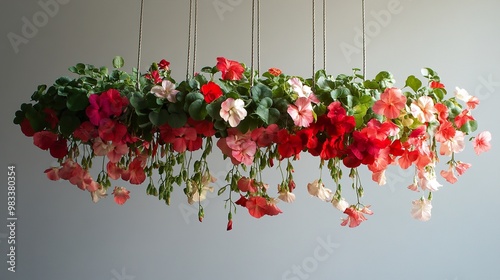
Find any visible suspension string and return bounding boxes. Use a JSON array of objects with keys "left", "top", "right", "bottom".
[
  {"left": 312, "top": 0, "right": 316, "bottom": 84},
  {"left": 362, "top": 0, "right": 367, "bottom": 79},
  {"left": 257, "top": 0, "right": 261, "bottom": 75},
  {"left": 251, "top": 0, "right": 256, "bottom": 86},
  {"left": 192, "top": 0, "right": 199, "bottom": 76},
  {"left": 322, "top": 0, "right": 326, "bottom": 70},
  {"left": 136, "top": 0, "right": 145, "bottom": 90},
  {"left": 186, "top": 0, "right": 193, "bottom": 80}
]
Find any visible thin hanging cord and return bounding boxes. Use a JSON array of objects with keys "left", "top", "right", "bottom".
[
  {"left": 312, "top": 0, "right": 316, "bottom": 83},
  {"left": 362, "top": 0, "right": 367, "bottom": 79},
  {"left": 136, "top": 0, "right": 145, "bottom": 90},
  {"left": 322, "top": 0, "right": 326, "bottom": 70},
  {"left": 186, "top": 0, "right": 193, "bottom": 79},
  {"left": 192, "top": 0, "right": 199, "bottom": 76},
  {"left": 257, "top": 0, "right": 261, "bottom": 75},
  {"left": 251, "top": 0, "right": 256, "bottom": 86}
]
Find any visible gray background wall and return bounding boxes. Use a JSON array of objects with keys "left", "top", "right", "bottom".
[{"left": 1, "top": 1, "right": 499, "bottom": 279}]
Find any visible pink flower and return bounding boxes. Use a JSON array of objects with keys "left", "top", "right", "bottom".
[
  {"left": 307, "top": 180, "right": 333, "bottom": 202},
  {"left": 151, "top": 80, "right": 179, "bottom": 102},
  {"left": 440, "top": 167, "right": 458, "bottom": 184},
  {"left": 372, "top": 87, "right": 407, "bottom": 119},
  {"left": 439, "top": 131, "right": 465, "bottom": 156},
  {"left": 251, "top": 124, "right": 278, "bottom": 147},
  {"left": 467, "top": 96, "right": 480, "bottom": 109},
  {"left": 473, "top": 131, "right": 492, "bottom": 155},
  {"left": 288, "top": 77, "right": 319, "bottom": 103},
  {"left": 220, "top": 98, "right": 247, "bottom": 127},
  {"left": 106, "top": 161, "right": 122, "bottom": 180},
  {"left": 44, "top": 167, "right": 60, "bottom": 181},
  {"left": 410, "top": 96, "right": 437, "bottom": 123},
  {"left": 92, "top": 138, "right": 113, "bottom": 156},
  {"left": 107, "top": 142, "right": 129, "bottom": 163},
  {"left": 237, "top": 177, "right": 257, "bottom": 193},
  {"left": 411, "top": 198, "right": 432, "bottom": 221},
  {"left": 287, "top": 97, "right": 314, "bottom": 127},
  {"left": 341, "top": 205, "right": 373, "bottom": 228},
  {"left": 216, "top": 57, "right": 245, "bottom": 81},
  {"left": 455, "top": 161, "right": 472, "bottom": 176},
  {"left": 112, "top": 186, "right": 130, "bottom": 205}
]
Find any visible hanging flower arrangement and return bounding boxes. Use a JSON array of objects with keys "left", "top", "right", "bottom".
[{"left": 13, "top": 56, "right": 491, "bottom": 229}]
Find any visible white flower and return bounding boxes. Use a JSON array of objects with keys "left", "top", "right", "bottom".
[
  {"left": 220, "top": 98, "right": 247, "bottom": 127},
  {"left": 278, "top": 191, "right": 296, "bottom": 203},
  {"left": 454, "top": 87, "right": 472, "bottom": 102},
  {"left": 419, "top": 169, "right": 442, "bottom": 192},
  {"left": 411, "top": 197, "right": 432, "bottom": 221},
  {"left": 151, "top": 80, "right": 179, "bottom": 102},
  {"left": 332, "top": 197, "right": 349, "bottom": 212},
  {"left": 187, "top": 172, "right": 216, "bottom": 204},
  {"left": 288, "top": 77, "right": 319, "bottom": 103},
  {"left": 91, "top": 186, "right": 107, "bottom": 203},
  {"left": 307, "top": 180, "right": 333, "bottom": 202}
]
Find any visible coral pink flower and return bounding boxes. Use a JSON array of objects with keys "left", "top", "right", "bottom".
[
  {"left": 107, "top": 142, "right": 129, "bottom": 163},
  {"left": 435, "top": 121, "right": 456, "bottom": 143},
  {"left": 411, "top": 198, "right": 432, "bottom": 221},
  {"left": 265, "top": 199, "right": 282, "bottom": 216},
  {"left": 455, "top": 161, "right": 472, "bottom": 176},
  {"left": 106, "top": 161, "right": 122, "bottom": 180},
  {"left": 44, "top": 167, "right": 60, "bottom": 181},
  {"left": 467, "top": 96, "right": 480, "bottom": 109},
  {"left": 151, "top": 80, "right": 179, "bottom": 102},
  {"left": 92, "top": 138, "right": 113, "bottom": 156},
  {"left": 251, "top": 124, "right": 278, "bottom": 147},
  {"left": 372, "top": 87, "right": 407, "bottom": 119},
  {"left": 430, "top": 81, "right": 445, "bottom": 89},
  {"left": 473, "top": 131, "right": 492, "bottom": 155},
  {"left": 439, "top": 131, "right": 465, "bottom": 156},
  {"left": 216, "top": 57, "right": 245, "bottom": 81},
  {"left": 245, "top": 196, "right": 268, "bottom": 218},
  {"left": 440, "top": 167, "right": 458, "bottom": 184},
  {"left": 268, "top": 68, "right": 282, "bottom": 76},
  {"left": 454, "top": 109, "right": 474, "bottom": 128},
  {"left": 287, "top": 97, "right": 314, "bottom": 127},
  {"left": 341, "top": 205, "right": 373, "bottom": 228},
  {"left": 127, "top": 157, "right": 146, "bottom": 185},
  {"left": 237, "top": 177, "right": 258, "bottom": 193},
  {"left": 112, "top": 186, "right": 130, "bottom": 205},
  {"left": 410, "top": 96, "right": 437, "bottom": 123},
  {"left": 220, "top": 98, "right": 247, "bottom": 127}
]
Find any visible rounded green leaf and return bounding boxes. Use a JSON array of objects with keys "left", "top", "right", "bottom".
[{"left": 113, "top": 56, "right": 125, "bottom": 69}]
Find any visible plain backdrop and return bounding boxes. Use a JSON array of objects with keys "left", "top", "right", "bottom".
[{"left": 1, "top": 1, "right": 499, "bottom": 279}]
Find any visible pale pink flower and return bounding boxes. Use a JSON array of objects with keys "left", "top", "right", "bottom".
[
  {"left": 187, "top": 172, "right": 216, "bottom": 205},
  {"left": 92, "top": 138, "right": 113, "bottom": 156},
  {"left": 466, "top": 96, "right": 480, "bottom": 109},
  {"left": 288, "top": 77, "right": 319, "bottom": 103},
  {"left": 410, "top": 96, "right": 437, "bottom": 123},
  {"left": 411, "top": 197, "right": 432, "bottom": 221},
  {"left": 473, "top": 131, "right": 492, "bottom": 155},
  {"left": 287, "top": 97, "right": 314, "bottom": 127},
  {"left": 419, "top": 169, "right": 442, "bottom": 192},
  {"left": 220, "top": 98, "right": 247, "bottom": 127},
  {"left": 278, "top": 191, "right": 296, "bottom": 203},
  {"left": 439, "top": 131, "right": 465, "bottom": 156},
  {"left": 332, "top": 197, "right": 349, "bottom": 212},
  {"left": 372, "top": 170, "right": 387, "bottom": 186},
  {"left": 112, "top": 186, "right": 130, "bottom": 205},
  {"left": 307, "top": 180, "right": 333, "bottom": 202},
  {"left": 151, "top": 80, "right": 179, "bottom": 102},
  {"left": 440, "top": 166, "right": 458, "bottom": 184},
  {"left": 107, "top": 142, "right": 129, "bottom": 163},
  {"left": 455, "top": 161, "right": 472, "bottom": 176},
  {"left": 372, "top": 87, "right": 407, "bottom": 119}
]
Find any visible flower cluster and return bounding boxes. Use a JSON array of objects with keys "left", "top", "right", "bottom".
[{"left": 14, "top": 56, "right": 491, "bottom": 229}]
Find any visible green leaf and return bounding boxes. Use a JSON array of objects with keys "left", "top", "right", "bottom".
[
  {"left": 55, "top": 77, "right": 71, "bottom": 86},
  {"left": 149, "top": 109, "right": 169, "bottom": 126},
  {"left": 251, "top": 83, "right": 272, "bottom": 103},
  {"left": 255, "top": 105, "right": 270, "bottom": 124},
  {"left": 459, "top": 120, "right": 478, "bottom": 134},
  {"left": 259, "top": 97, "right": 273, "bottom": 108},
  {"left": 66, "top": 92, "right": 89, "bottom": 111},
  {"left": 130, "top": 92, "right": 147, "bottom": 110},
  {"left": 188, "top": 100, "right": 207, "bottom": 120},
  {"left": 405, "top": 75, "right": 422, "bottom": 92},
  {"left": 206, "top": 100, "right": 223, "bottom": 120},
  {"left": 432, "top": 88, "right": 446, "bottom": 101},
  {"left": 59, "top": 114, "right": 81, "bottom": 136},
  {"left": 113, "top": 56, "right": 125, "bottom": 69},
  {"left": 268, "top": 108, "right": 280, "bottom": 124}
]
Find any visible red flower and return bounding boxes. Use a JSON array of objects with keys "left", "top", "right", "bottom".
[
  {"left": 98, "top": 119, "right": 128, "bottom": 144},
  {"left": 43, "top": 108, "right": 59, "bottom": 130},
  {"left": 226, "top": 219, "right": 233, "bottom": 231},
  {"left": 73, "top": 121, "right": 98, "bottom": 142},
  {"left": 245, "top": 196, "right": 268, "bottom": 218},
  {"left": 454, "top": 109, "right": 474, "bottom": 128},
  {"left": 126, "top": 157, "right": 146, "bottom": 185},
  {"left": 151, "top": 70, "right": 162, "bottom": 84},
  {"left": 100, "top": 89, "right": 129, "bottom": 117},
  {"left": 188, "top": 119, "right": 216, "bottom": 137},
  {"left": 216, "top": 57, "right": 245, "bottom": 81},
  {"left": 430, "top": 81, "right": 445, "bottom": 89},
  {"left": 251, "top": 124, "right": 279, "bottom": 147},
  {"left": 237, "top": 177, "right": 257, "bottom": 193},
  {"left": 276, "top": 129, "right": 303, "bottom": 159},
  {"left": 49, "top": 138, "right": 68, "bottom": 159},
  {"left": 158, "top": 59, "right": 170, "bottom": 70},
  {"left": 268, "top": 68, "right": 282, "bottom": 76},
  {"left": 33, "top": 131, "right": 58, "bottom": 150},
  {"left": 200, "top": 81, "right": 223, "bottom": 103},
  {"left": 20, "top": 118, "right": 35, "bottom": 137}
]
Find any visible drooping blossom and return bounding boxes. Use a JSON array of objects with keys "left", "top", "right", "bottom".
[
  {"left": 200, "top": 81, "right": 223, "bottom": 103},
  {"left": 225, "top": 131, "right": 257, "bottom": 166},
  {"left": 332, "top": 197, "right": 349, "bottom": 212},
  {"left": 237, "top": 177, "right": 258, "bottom": 193},
  {"left": 151, "top": 80, "right": 179, "bottom": 102},
  {"left": 418, "top": 168, "right": 442, "bottom": 192},
  {"left": 411, "top": 197, "right": 432, "bottom": 221},
  {"left": 440, "top": 166, "right": 458, "bottom": 184},
  {"left": 455, "top": 161, "right": 472, "bottom": 176},
  {"left": 410, "top": 96, "right": 437, "bottom": 123},
  {"left": 278, "top": 191, "right": 296, "bottom": 203},
  {"left": 372, "top": 87, "right": 407, "bottom": 119},
  {"left": 91, "top": 186, "right": 108, "bottom": 203},
  {"left": 307, "top": 180, "right": 333, "bottom": 202},
  {"left": 216, "top": 57, "right": 245, "bottom": 80},
  {"left": 187, "top": 172, "right": 216, "bottom": 204},
  {"left": 287, "top": 97, "right": 314, "bottom": 127},
  {"left": 341, "top": 205, "right": 373, "bottom": 228},
  {"left": 245, "top": 196, "right": 269, "bottom": 218},
  {"left": 44, "top": 167, "right": 60, "bottom": 181},
  {"left": 473, "top": 131, "right": 492, "bottom": 155},
  {"left": 107, "top": 142, "right": 129, "bottom": 163},
  {"left": 220, "top": 98, "right": 247, "bottom": 127},
  {"left": 112, "top": 186, "right": 130, "bottom": 205}
]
